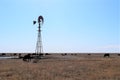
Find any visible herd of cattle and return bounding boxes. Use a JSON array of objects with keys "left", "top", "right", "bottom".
[
  {"left": 0, "top": 53, "right": 120, "bottom": 62},
  {"left": 22, "top": 53, "right": 44, "bottom": 62}
]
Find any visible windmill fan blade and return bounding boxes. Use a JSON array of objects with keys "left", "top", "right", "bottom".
[
  {"left": 38, "top": 16, "right": 44, "bottom": 24},
  {"left": 33, "top": 21, "right": 36, "bottom": 25}
]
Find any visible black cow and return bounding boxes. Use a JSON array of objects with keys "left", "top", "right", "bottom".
[
  {"left": 1, "top": 53, "right": 6, "bottom": 56},
  {"left": 88, "top": 54, "right": 91, "bottom": 56},
  {"left": 23, "top": 54, "right": 31, "bottom": 62},
  {"left": 104, "top": 53, "right": 110, "bottom": 57}
]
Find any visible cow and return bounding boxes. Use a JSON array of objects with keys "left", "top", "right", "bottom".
[
  {"left": 1, "top": 53, "right": 6, "bottom": 56},
  {"left": 88, "top": 54, "right": 91, "bottom": 56},
  {"left": 23, "top": 54, "right": 31, "bottom": 62},
  {"left": 104, "top": 53, "right": 110, "bottom": 57},
  {"left": 45, "top": 53, "right": 50, "bottom": 55},
  {"left": 18, "top": 53, "right": 23, "bottom": 59},
  {"left": 61, "top": 53, "right": 67, "bottom": 56}
]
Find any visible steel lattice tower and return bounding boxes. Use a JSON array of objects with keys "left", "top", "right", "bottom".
[{"left": 33, "top": 16, "right": 44, "bottom": 56}]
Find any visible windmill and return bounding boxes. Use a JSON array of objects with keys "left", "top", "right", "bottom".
[{"left": 33, "top": 16, "right": 44, "bottom": 58}]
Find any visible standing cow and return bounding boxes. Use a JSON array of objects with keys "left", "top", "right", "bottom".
[
  {"left": 104, "top": 53, "right": 110, "bottom": 57},
  {"left": 23, "top": 54, "right": 31, "bottom": 62}
]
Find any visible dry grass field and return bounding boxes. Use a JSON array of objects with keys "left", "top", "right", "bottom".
[{"left": 0, "top": 53, "right": 120, "bottom": 80}]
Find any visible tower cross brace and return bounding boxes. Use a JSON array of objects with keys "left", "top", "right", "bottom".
[{"left": 35, "top": 23, "right": 43, "bottom": 55}]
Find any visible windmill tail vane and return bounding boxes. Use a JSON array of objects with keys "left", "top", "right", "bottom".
[{"left": 33, "top": 21, "right": 36, "bottom": 25}]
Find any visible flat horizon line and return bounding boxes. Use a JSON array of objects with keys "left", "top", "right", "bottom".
[{"left": 0, "top": 52, "right": 120, "bottom": 54}]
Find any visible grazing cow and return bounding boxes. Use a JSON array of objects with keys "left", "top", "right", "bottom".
[
  {"left": 88, "top": 54, "right": 91, "bottom": 55},
  {"left": 45, "top": 53, "right": 50, "bottom": 55},
  {"left": 39, "top": 53, "right": 44, "bottom": 56},
  {"left": 13, "top": 53, "right": 17, "bottom": 56},
  {"left": 74, "top": 54, "right": 77, "bottom": 55},
  {"left": 18, "top": 54, "right": 23, "bottom": 59},
  {"left": 1, "top": 53, "right": 6, "bottom": 56},
  {"left": 23, "top": 54, "right": 31, "bottom": 62},
  {"left": 104, "top": 53, "right": 110, "bottom": 57},
  {"left": 61, "top": 53, "right": 67, "bottom": 56},
  {"left": 32, "top": 53, "right": 37, "bottom": 56},
  {"left": 118, "top": 54, "right": 120, "bottom": 56}
]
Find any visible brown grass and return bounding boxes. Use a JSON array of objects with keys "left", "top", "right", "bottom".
[{"left": 0, "top": 54, "right": 120, "bottom": 80}]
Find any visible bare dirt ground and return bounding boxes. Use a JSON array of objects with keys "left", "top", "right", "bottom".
[{"left": 0, "top": 54, "right": 120, "bottom": 80}]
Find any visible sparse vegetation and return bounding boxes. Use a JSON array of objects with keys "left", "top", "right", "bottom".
[{"left": 0, "top": 53, "right": 120, "bottom": 80}]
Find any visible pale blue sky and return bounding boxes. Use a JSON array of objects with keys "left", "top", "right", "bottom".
[{"left": 0, "top": 0, "right": 119, "bottom": 53}]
